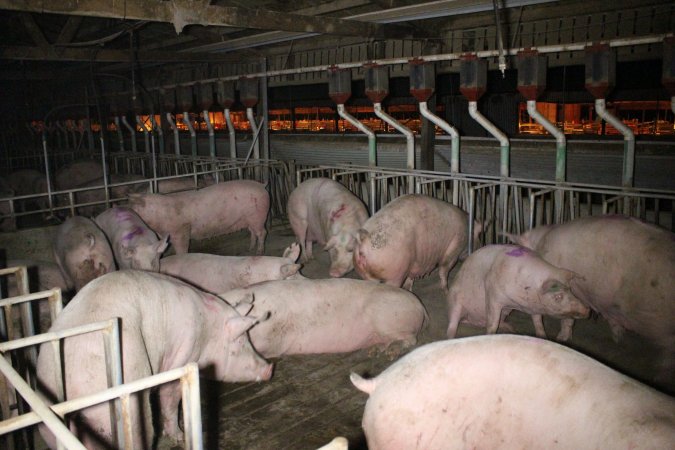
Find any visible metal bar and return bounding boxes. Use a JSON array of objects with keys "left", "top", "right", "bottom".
[
  {"left": 203, "top": 110, "right": 216, "bottom": 158},
  {"left": 135, "top": 115, "right": 150, "bottom": 153},
  {"left": 183, "top": 111, "right": 197, "bottom": 157},
  {"left": 120, "top": 116, "right": 137, "bottom": 152},
  {"left": 0, "top": 356, "right": 86, "bottom": 450},
  {"left": 165, "top": 113, "right": 180, "bottom": 155}
]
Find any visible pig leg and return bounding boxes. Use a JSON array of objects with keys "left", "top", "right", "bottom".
[
  {"left": 172, "top": 224, "right": 191, "bottom": 254},
  {"left": 438, "top": 252, "right": 461, "bottom": 290},
  {"left": 485, "top": 288, "right": 507, "bottom": 334},
  {"left": 402, "top": 277, "right": 414, "bottom": 291},
  {"left": 249, "top": 226, "right": 267, "bottom": 255},
  {"left": 556, "top": 318, "right": 575, "bottom": 342},
  {"left": 446, "top": 297, "right": 464, "bottom": 339},
  {"left": 159, "top": 382, "right": 183, "bottom": 443},
  {"left": 531, "top": 314, "right": 547, "bottom": 338}
]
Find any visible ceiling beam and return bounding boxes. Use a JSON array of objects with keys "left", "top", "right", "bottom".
[
  {"left": 0, "top": 0, "right": 419, "bottom": 39},
  {"left": 20, "top": 13, "right": 51, "bottom": 50},
  {"left": 55, "top": 16, "right": 84, "bottom": 44},
  {"left": 0, "top": 45, "right": 240, "bottom": 63}
]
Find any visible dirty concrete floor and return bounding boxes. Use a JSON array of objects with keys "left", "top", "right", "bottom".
[{"left": 185, "top": 223, "right": 669, "bottom": 450}]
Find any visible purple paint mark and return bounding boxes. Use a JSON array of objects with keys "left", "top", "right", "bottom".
[
  {"left": 115, "top": 208, "right": 135, "bottom": 223},
  {"left": 505, "top": 247, "right": 530, "bottom": 257},
  {"left": 330, "top": 204, "right": 347, "bottom": 222},
  {"left": 122, "top": 226, "right": 145, "bottom": 241}
]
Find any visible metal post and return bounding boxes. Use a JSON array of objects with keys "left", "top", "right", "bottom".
[
  {"left": 224, "top": 108, "right": 237, "bottom": 160},
  {"left": 203, "top": 110, "right": 216, "bottom": 157},
  {"left": 373, "top": 102, "right": 414, "bottom": 193},
  {"left": 166, "top": 112, "right": 180, "bottom": 155},
  {"left": 136, "top": 115, "right": 150, "bottom": 153},
  {"left": 113, "top": 116, "right": 125, "bottom": 152},
  {"left": 120, "top": 116, "right": 137, "bottom": 152},
  {"left": 183, "top": 111, "right": 197, "bottom": 156}
]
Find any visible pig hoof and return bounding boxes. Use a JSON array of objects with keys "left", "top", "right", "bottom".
[{"left": 555, "top": 330, "right": 571, "bottom": 342}]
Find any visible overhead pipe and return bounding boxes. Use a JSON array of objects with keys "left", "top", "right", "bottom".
[
  {"left": 182, "top": 112, "right": 197, "bottom": 157},
  {"left": 526, "top": 100, "right": 566, "bottom": 183},
  {"left": 240, "top": 77, "right": 261, "bottom": 180},
  {"left": 113, "top": 117, "right": 125, "bottom": 151},
  {"left": 338, "top": 104, "right": 377, "bottom": 215},
  {"left": 215, "top": 81, "right": 238, "bottom": 161},
  {"left": 150, "top": 114, "right": 165, "bottom": 154},
  {"left": 177, "top": 85, "right": 197, "bottom": 156},
  {"left": 147, "top": 34, "right": 669, "bottom": 90},
  {"left": 365, "top": 63, "right": 414, "bottom": 193},
  {"left": 120, "top": 116, "right": 138, "bottom": 152},
  {"left": 166, "top": 113, "right": 180, "bottom": 155},
  {"left": 468, "top": 102, "right": 510, "bottom": 177},
  {"left": 199, "top": 82, "right": 216, "bottom": 157},
  {"left": 594, "top": 99, "right": 634, "bottom": 189},
  {"left": 135, "top": 115, "right": 150, "bottom": 153},
  {"left": 410, "top": 59, "right": 460, "bottom": 203}
]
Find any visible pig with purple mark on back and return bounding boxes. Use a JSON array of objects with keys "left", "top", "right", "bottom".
[
  {"left": 95, "top": 207, "right": 169, "bottom": 271},
  {"left": 159, "top": 243, "right": 304, "bottom": 293},
  {"left": 36, "top": 270, "right": 273, "bottom": 449},
  {"left": 350, "top": 335, "right": 675, "bottom": 450},
  {"left": 52, "top": 216, "right": 115, "bottom": 291},
  {"left": 128, "top": 180, "right": 269, "bottom": 255},
  {"left": 353, "top": 194, "right": 476, "bottom": 290},
  {"left": 446, "top": 244, "right": 589, "bottom": 339},
  {"left": 504, "top": 214, "right": 675, "bottom": 384},
  {"left": 288, "top": 178, "right": 368, "bottom": 277}
]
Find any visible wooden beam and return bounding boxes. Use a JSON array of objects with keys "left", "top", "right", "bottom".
[
  {"left": 55, "top": 16, "right": 84, "bottom": 44},
  {"left": 0, "top": 45, "right": 240, "bottom": 62},
  {"left": 0, "top": 0, "right": 419, "bottom": 39}
]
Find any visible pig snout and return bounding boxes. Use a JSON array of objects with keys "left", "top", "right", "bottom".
[{"left": 328, "top": 255, "right": 353, "bottom": 278}]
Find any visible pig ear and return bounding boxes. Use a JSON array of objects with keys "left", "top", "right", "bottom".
[
  {"left": 127, "top": 193, "right": 145, "bottom": 207},
  {"left": 541, "top": 278, "right": 568, "bottom": 295},
  {"left": 155, "top": 235, "right": 170, "bottom": 254},
  {"left": 283, "top": 243, "right": 300, "bottom": 261},
  {"left": 230, "top": 293, "right": 255, "bottom": 316},
  {"left": 356, "top": 229, "right": 369, "bottom": 244},
  {"left": 86, "top": 233, "right": 96, "bottom": 249},
  {"left": 323, "top": 236, "right": 338, "bottom": 251},
  {"left": 224, "top": 316, "right": 259, "bottom": 339},
  {"left": 280, "top": 263, "right": 301, "bottom": 278},
  {"left": 561, "top": 269, "right": 585, "bottom": 283}
]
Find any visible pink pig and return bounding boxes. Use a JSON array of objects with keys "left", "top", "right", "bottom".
[
  {"left": 219, "top": 278, "right": 427, "bottom": 358},
  {"left": 287, "top": 178, "right": 368, "bottom": 277},
  {"left": 351, "top": 335, "right": 675, "bottom": 450},
  {"left": 128, "top": 180, "right": 269, "bottom": 255},
  {"left": 159, "top": 243, "right": 303, "bottom": 293},
  {"left": 52, "top": 216, "right": 115, "bottom": 291},
  {"left": 36, "top": 270, "right": 272, "bottom": 449},
  {"left": 446, "top": 244, "right": 589, "bottom": 339},
  {"left": 353, "top": 194, "right": 471, "bottom": 290},
  {"left": 505, "top": 214, "right": 675, "bottom": 382},
  {"left": 95, "top": 207, "right": 169, "bottom": 271}
]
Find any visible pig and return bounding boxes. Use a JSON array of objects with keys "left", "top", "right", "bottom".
[
  {"left": 95, "top": 207, "right": 169, "bottom": 271},
  {"left": 353, "top": 194, "right": 470, "bottom": 290},
  {"left": 7, "top": 168, "right": 48, "bottom": 211},
  {"left": 36, "top": 270, "right": 273, "bottom": 449},
  {"left": 446, "top": 244, "right": 590, "bottom": 340},
  {"left": 287, "top": 178, "right": 368, "bottom": 277},
  {"left": 54, "top": 159, "right": 104, "bottom": 190},
  {"left": 72, "top": 173, "right": 146, "bottom": 217},
  {"left": 351, "top": 334, "right": 675, "bottom": 450},
  {"left": 52, "top": 216, "right": 115, "bottom": 291},
  {"left": 6, "top": 259, "right": 69, "bottom": 295},
  {"left": 505, "top": 215, "right": 675, "bottom": 380},
  {"left": 219, "top": 278, "right": 427, "bottom": 358},
  {"left": 128, "top": 180, "right": 269, "bottom": 255},
  {"left": 159, "top": 243, "right": 303, "bottom": 293}
]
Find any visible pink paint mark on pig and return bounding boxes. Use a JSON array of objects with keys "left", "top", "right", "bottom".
[
  {"left": 505, "top": 247, "right": 530, "bottom": 257},
  {"left": 330, "top": 204, "right": 347, "bottom": 222},
  {"left": 122, "top": 226, "right": 145, "bottom": 241}
]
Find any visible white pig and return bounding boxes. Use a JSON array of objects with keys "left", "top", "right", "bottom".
[
  {"left": 446, "top": 244, "right": 590, "bottom": 339},
  {"left": 351, "top": 335, "right": 675, "bottom": 450},
  {"left": 353, "top": 194, "right": 472, "bottom": 290},
  {"left": 219, "top": 278, "right": 427, "bottom": 358},
  {"left": 159, "top": 243, "right": 303, "bottom": 293},
  {"left": 36, "top": 270, "right": 273, "bottom": 450},
  {"left": 128, "top": 180, "right": 269, "bottom": 255},
  {"left": 288, "top": 178, "right": 368, "bottom": 277},
  {"left": 95, "top": 207, "right": 169, "bottom": 271},
  {"left": 52, "top": 216, "right": 115, "bottom": 291}
]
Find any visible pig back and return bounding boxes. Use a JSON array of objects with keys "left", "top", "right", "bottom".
[
  {"left": 535, "top": 215, "right": 675, "bottom": 338},
  {"left": 355, "top": 335, "right": 675, "bottom": 450}
]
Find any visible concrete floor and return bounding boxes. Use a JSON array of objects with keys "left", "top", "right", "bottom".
[{"left": 1, "top": 221, "right": 669, "bottom": 450}]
